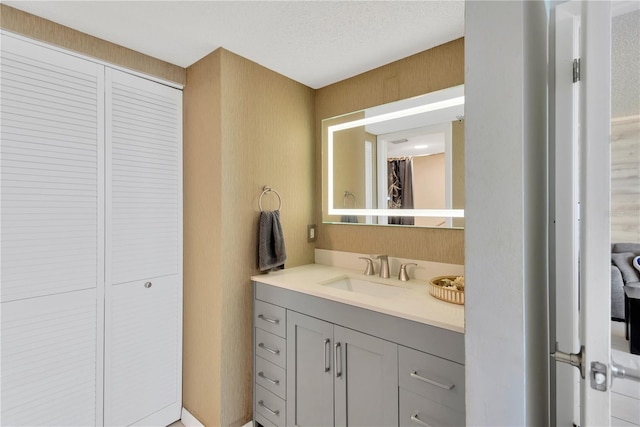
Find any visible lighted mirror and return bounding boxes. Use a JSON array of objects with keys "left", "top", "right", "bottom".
[{"left": 322, "top": 85, "right": 465, "bottom": 228}]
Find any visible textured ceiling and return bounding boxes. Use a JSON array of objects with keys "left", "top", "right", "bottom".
[{"left": 3, "top": 0, "right": 465, "bottom": 89}]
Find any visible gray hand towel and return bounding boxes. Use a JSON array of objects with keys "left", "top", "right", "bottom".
[
  {"left": 258, "top": 210, "right": 287, "bottom": 271},
  {"left": 341, "top": 215, "right": 358, "bottom": 223}
]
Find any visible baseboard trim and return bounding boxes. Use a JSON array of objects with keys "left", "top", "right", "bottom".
[{"left": 181, "top": 407, "right": 205, "bottom": 427}]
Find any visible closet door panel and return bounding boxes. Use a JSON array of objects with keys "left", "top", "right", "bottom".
[
  {"left": 106, "top": 69, "right": 181, "bottom": 286},
  {"left": 1, "top": 34, "right": 104, "bottom": 303},
  {"left": 105, "top": 275, "right": 180, "bottom": 426},
  {"left": 0, "top": 34, "right": 104, "bottom": 426},
  {"left": 0, "top": 289, "right": 99, "bottom": 426},
  {"left": 105, "top": 68, "right": 182, "bottom": 426}
]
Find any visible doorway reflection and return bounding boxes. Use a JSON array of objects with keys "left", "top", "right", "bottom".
[{"left": 610, "top": 4, "right": 640, "bottom": 426}]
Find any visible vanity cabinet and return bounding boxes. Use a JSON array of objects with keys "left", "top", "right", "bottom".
[
  {"left": 285, "top": 311, "right": 333, "bottom": 426},
  {"left": 398, "top": 346, "right": 465, "bottom": 426},
  {"left": 286, "top": 312, "right": 398, "bottom": 426},
  {"left": 253, "top": 280, "right": 465, "bottom": 427},
  {"left": 333, "top": 324, "right": 398, "bottom": 426},
  {"left": 254, "top": 300, "right": 287, "bottom": 427}
]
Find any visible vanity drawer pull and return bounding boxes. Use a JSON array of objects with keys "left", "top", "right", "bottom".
[
  {"left": 258, "top": 400, "right": 280, "bottom": 417},
  {"left": 410, "top": 413, "right": 434, "bottom": 427},
  {"left": 258, "top": 314, "right": 280, "bottom": 324},
  {"left": 335, "top": 342, "right": 342, "bottom": 378},
  {"left": 259, "top": 342, "right": 280, "bottom": 355},
  {"left": 324, "top": 338, "right": 331, "bottom": 372},
  {"left": 254, "top": 300, "right": 286, "bottom": 338},
  {"left": 258, "top": 371, "right": 280, "bottom": 385},
  {"left": 410, "top": 371, "right": 455, "bottom": 390}
]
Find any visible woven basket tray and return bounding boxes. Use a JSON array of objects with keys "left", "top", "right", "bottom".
[{"left": 428, "top": 276, "right": 465, "bottom": 305}]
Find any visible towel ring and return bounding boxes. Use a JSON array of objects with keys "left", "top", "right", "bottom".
[
  {"left": 343, "top": 191, "right": 356, "bottom": 208},
  {"left": 259, "top": 186, "right": 282, "bottom": 212}
]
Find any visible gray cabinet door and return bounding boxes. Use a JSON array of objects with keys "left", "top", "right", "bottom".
[
  {"left": 334, "top": 326, "right": 398, "bottom": 427},
  {"left": 287, "top": 311, "right": 334, "bottom": 427}
]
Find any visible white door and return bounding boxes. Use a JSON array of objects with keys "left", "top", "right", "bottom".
[
  {"left": 553, "top": 1, "right": 640, "bottom": 426},
  {"left": 104, "top": 68, "right": 183, "bottom": 427},
  {"left": 552, "top": 2, "right": 582, "bottom": 424},
  {"left": 0, "top": 33, "right": 105, "bottom": 425},
  {"left": 578, "top": 1, "right": 612, "bottom": 424},
  {"left": 552, "top": 1, "right": 611, "bottom": 425}
]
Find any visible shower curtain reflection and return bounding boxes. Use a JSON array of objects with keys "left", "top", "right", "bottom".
[{"left": 388, "top": 157, "right": 414, "bottom": 225}]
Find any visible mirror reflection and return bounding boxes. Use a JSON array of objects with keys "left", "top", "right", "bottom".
[{"left": 323, "top": 85, "right": 465, "bottom": 228}]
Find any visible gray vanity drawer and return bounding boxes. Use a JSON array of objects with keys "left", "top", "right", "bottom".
[
  {"left": 256, "top": 356, "right": 286, "bottom": 399},
  {"left": 399, "top": 346, "right": 465, "bottom": 412},
  {"left": 255, "top": 299, "right": 286, "bottom": 338},
  {"left": 254, "top": 413, "right": 277, "bottom": 427},
  {"left": 400, "top": 388, "right": 465, "bottom": 427},
  {"left": 256, "top": 328, "right": 286, "bottom": 368},
  {"left": 255, "top": 384, "right": 286, "bottom": 427}
]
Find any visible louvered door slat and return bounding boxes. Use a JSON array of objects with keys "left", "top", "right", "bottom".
[
  {"left": 107, "top": 69, "right": 181, "bottom": 285},
  {"left": 0, "top": 35, "right": 103, "bottom": 302},
  {"left": 104, "top": 68, "right": 182, "bottom": 427},
  {"left": 0, "top": 290, "right": 99, "bottom": 426},
  {"left": 0, "top": 33, "right": 104, "bottom": 426}
]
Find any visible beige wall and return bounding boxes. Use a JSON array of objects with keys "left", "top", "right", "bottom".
[
  {"left": 413, "top": 154, "right": 446, "bottom": 227},
  {"left": 183, "top": 50, "right": 223, "bottom": 426},
  {"left": 333, "top": 126, "right": 366, "bottom": 209},
  {"left": 184, "top": 49, "right": 315, "bottom": 426},
  {"left": 0, "top": 4, "right": 185, "bottom": 85},
  {"left": 315, "top": 38, "right": 465, "bottom": 264},
  {"left": 452, "top": 120, "right": 466, "bottom": 228},
  {"left": 611, "top": 116, "right": 640, "bottom": 243},
  {"left": 322, "top": 111, "right": 365, "bottom": 223}
]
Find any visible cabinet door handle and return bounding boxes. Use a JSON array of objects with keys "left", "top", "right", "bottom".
[
  {"left": 335, "top": 342, "right": 342, "bottom": 378},
  {"left": 258, "top": 342, "right": 280, "bottom": 355},
  {"left": 258, "top": 400, "right": 280, "bottom": 417},
  {"left": 258, "top": 314, "right": 280, "bottom": 324},
  {"left": 410, "top": 413, "right": 434, "bottom": 427},
  {"left": 324, "top": 338, "right": 331, "bottom": 372},
  {"left": 410, "top": 371, "right": 455, "bottom": 390},
  {"left": 144, "top": 282, "right": 152, "bottom": 288},
  {"left": 258, "top": 371, "right": 280, "bottom": 385}
]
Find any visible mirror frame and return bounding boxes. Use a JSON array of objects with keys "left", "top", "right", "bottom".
[{"left": 325, "top": 85, "right": 465, "bottom": 221}]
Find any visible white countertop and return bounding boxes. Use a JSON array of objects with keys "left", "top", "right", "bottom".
[{"left": 251, "top": 263, "right": 465, "bottom": 334}]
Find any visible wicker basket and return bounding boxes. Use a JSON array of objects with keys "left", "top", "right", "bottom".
[{"left": 428, "top": 276, "right": 465, "bottom": 305}]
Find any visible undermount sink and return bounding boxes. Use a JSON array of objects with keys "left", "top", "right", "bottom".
[{"left": 320, "top": 276, "right": 409, "bottom": 298}]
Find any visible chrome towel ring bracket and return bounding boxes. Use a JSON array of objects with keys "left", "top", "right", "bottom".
[{"left": 259, "top": 186, "right": 282, "bottom": 212}]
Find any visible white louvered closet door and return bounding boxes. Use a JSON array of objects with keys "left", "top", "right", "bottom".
[
  {"left": 0, "top": 34, "right": 104, "bottom": 425},
  {"left": 104, "top": 68, "right": 183, "bottom": 427}
]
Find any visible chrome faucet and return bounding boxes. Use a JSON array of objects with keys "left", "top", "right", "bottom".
[{"left": 373, "top": 255, "right": 390, "bottom": 279}]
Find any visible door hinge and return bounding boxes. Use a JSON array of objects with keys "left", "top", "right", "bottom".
[
  {"left": 573, "top": 58, "right": 581, "bottom": 83},
  {"left": 551, "top": 346, "right": 609, "bottom": 391},
  {"left": 552, "top": 345, "right": 585, "bottom": 378}
]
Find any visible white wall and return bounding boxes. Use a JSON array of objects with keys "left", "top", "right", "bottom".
[{"left": 465, "top": 1, "right": 549, "bottom": 425}]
